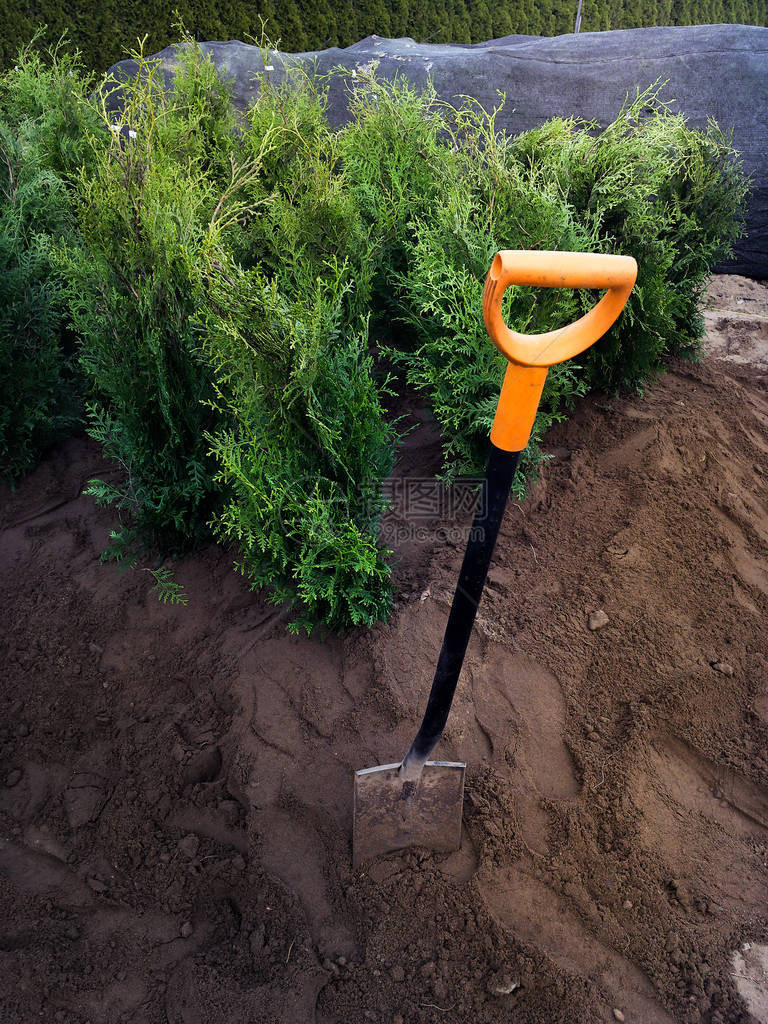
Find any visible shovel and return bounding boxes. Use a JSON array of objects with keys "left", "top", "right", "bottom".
[{"left": 353, "top": 249, "right": 637, "bottom": 868}]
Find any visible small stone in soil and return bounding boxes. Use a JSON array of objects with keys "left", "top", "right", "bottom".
[
  {"left": 588, "top": 610, "right": 610, "bottom": 631},
  {"left": 711, "top": 661, "right": 734, "bottom": 676},
  {"left": 180, "top": 921, "right": 193, "bottom": 938},
  {"left": 5, "top": 769, "right": 22, "bottom": 787},
  {"left": 613, "top": 1010, "right": 625, "bottom": 1022},
  {"left": 488, "top": 971, "right": 520, "bottom": 995},
  {"left": 623, "top": 899, "right": 633, "bottom": 909}
]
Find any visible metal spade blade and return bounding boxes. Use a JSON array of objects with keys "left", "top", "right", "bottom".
[{"left": 353, "top": 761, "right": 466, "bottom": 868}]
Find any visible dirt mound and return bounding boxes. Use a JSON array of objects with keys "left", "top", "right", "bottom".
[
  {"left": 704, "top": 275, "right": 768, "bottom": 367},
  {"left": 1, "top": 277, "right": 768, "bottom": 1023}
]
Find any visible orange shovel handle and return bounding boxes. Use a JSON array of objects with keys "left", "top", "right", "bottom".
[{"left": 482, "top": 250, "right": 637, "bottom": 452}]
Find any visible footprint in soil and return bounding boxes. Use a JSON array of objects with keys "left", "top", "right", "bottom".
[
  {"left": 252, "top": 806, "right": 357, "bottom": 960},
  {"left": 164, "top": 957, "right": 327, "bottom": 1024},
  {"left": 468, "top": 647, "right": 579, "bottom": 854},
  {"left": 480, "top": 865, "right": 676, "bottom": 1024},
  {"left": 627, "top": 731, "right": 768, "bottom": 915}
]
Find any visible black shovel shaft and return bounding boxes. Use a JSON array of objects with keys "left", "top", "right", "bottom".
[{"left": 404, "top": 443, "right": 521, "bottom": 766}]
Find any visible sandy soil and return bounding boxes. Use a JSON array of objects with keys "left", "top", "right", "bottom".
[{"left": 1, "top": 276, "right": 767, "bottom": 1024}]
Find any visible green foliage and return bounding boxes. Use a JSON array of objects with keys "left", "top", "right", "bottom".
[
  {"left": 350, "top": 82, "right": 746, "bottom": 481},
  {"left": 235, "top": 66, "right": 374, "bottom": 317},
  {"left": 200, "top": 254, "right": 396, "bottom": 632},
  {"left": 0, "top": 35, "right": 103, "bottom": 177},
  {"left": 338, "top": 72, "right": 450, "bottom": 307},
  {"left": 0, "top": 41, "right": 748, "bottom": 633},
  {"left": 507, "top": 86, "right": 747, "bottom": 391},
  {"left": 0, "top": 41, "right": 94, "bottom": 480},
  {"left": 64, "top": 42, "right": 255, "bottom": 558},
  {"left": 147, "top": 565, "right": 188, "bottom": 604},
  {"left": 385, "top": 93, "right": 592, "bottom": 483}
]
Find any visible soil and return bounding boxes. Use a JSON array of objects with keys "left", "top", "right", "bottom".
[{"left": 1, "top": 275, "right": 768, "bottom": 1024}]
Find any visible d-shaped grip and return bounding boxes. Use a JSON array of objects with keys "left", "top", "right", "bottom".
[{"left": 482, "top": 249, "right": 637, "bottom": 452}]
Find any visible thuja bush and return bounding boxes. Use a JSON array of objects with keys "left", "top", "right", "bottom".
[
  {"left": 64, "top": 44, "right": 255, "bottom": 561},
  {"left": 0, "top": 42, "right": 99, "bottom": 481},
  {"left": 236, "top": 67, "right": 375, "bottom": 317},
  {"left": 389, "top": 96, "right": 593, "bottom": 484},
  {"left": 508, "top": 86, "right": 747, "bottom": 391},
  {"left": 338, "top": 72, "right": 450, "bottom": 309},
  {"left": 199, "top": 254, "right": 396, "bottom": 632},
  {"left": 383, "top": 84, "right": 747, "bottom": 478},
  {"left": 0, "top": 37, "right": 103, "bottom": 177},
  {"left": 64, "top": 45, "right": 396, "bottom": 629},
  {"left": 0, "top": 121, "right": 77, "bottom": 480}
]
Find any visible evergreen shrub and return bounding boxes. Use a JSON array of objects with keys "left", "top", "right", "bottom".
[
  {"left": 377, "top": 85, "right": 747, "bottom": 478},
  {"left": 200, "top": 254, "right": 396, "bottom": 631},
  {"left": 63, "top": 44, "right": 249, "bottom": 561},
  {"left": 508, "top": 88, "right": 747, "bottom": 390},
  {"left": 0, "top": 41, "right": 97, "bottom": 480}
]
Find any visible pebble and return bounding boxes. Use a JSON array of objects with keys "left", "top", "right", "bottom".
[
  {"left": 393, "top": 1016, "right": 404, "bottom": 1024},
  {"left": 180, "top": 921, "right": 193, "bottom": 938},
  {"left": 613, "top": 1010, "right": 625, "bottom": 1022},
  {"left": 488, "top": 971, "right": 520, "bottom": 995},
  {"left": 6, "top": 769, "right": 22, "bottom": 788},
  {"left": 231, "top": 854, "right": 246, "bottom": 872},
  {"left": 711, "top": 661, "right": 734, "bottom": 676},
  {"left": 87, "top": 877, "right": 107, "bottom": 893},
  {"left": 588, "top": 610, "right": 610, "bottom": 631},
  {"left": 623, "top": 899, "right": 633, "bottom": 910}
]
